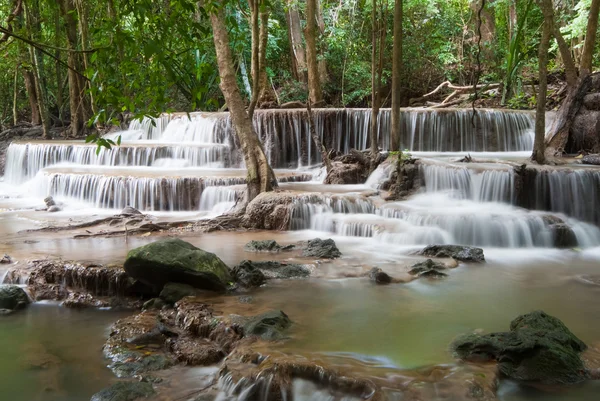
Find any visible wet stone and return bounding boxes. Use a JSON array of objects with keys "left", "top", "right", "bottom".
[
  {"left": 243, "top": 310, "right": 292, "bottom": 341},
  {"left": 409, "top": 259, "right": 448, "bottom": 278},
  {"left": 244, "top": 239, "right": 294, "bottom": 252},
  {"left": 232, "top": 261, "right": 267, "bottom": 288},
  {"left": 0, "top": 284, "right": 30, "bottom": 312},
  {"left": 368, "top": 267, "right": 392, "bottom": 284},
  {"left": 90, "top": 381, "right": 155, "bottom": 401},
  {"left": 0, "top": 254, "right": 12, "bottom": 264},
  {"left": 420, "top": 245, "right": 485, "bottom": 263},
  {"left": 302, "top": 238, "right": 342, "bottom": 259}
]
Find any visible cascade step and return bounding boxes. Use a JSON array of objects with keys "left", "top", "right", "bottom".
[{"left": 31, "top": 167, "right": 312, "bottom": 212}]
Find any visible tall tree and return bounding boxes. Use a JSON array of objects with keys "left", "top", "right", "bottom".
[
  {"left": 370, "top": 0, "right": 386, "bottom": 156},
  {"left": 305, "top": 0, "right": 323, "bottom": 104},
  {"left": 390, "top": 0, "right": 403, "bottom": 152},
  {"left": 209, "top": 5, "right": 277, "bottom": 201},
  {"left": 286, "top": 0, "right": 307, "bottom": 83},
  {"left": 580, "top": 0, "right": 600, "bottom": 76},
  {"left": 532, "top": 0, "right": 552, "bottom": 163}
]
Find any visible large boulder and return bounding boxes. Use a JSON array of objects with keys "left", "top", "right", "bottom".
[
  {"left": 302, "top": 238, "right": 342, "bottom": 259},
  {"left": 0, "top": 285, "right": 30, "bottom": 313},
  {"left": 324, "top": 161, "right": 367, "bottom": 185},
  {"left": 420, "top": 245, "right": 484, "bottom": 263},
  {"left": 582, "top": 154, "right": 600, "bottom": 166},
  {"left": 242, "top": 192, "right": 296, "bottom": 230},
  {"left": 124, "top": 238, "right": 232, "bottom": 292},
  {"left": 90, "top": 381, "right": 155, "bottom": 401},
  {"left": 452, "top": 310, "right": 589, "bottom": 385}
]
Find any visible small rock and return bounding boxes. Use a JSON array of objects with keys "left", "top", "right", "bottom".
[
  {"left": 160, "top": 282, "right": 204, "bottom": 304},
  {"left": 47, "top": 205, "right": 61, "bottom": 212},
  {"left": 419, "top": 245, "right": 484, "bottom": 263},
  {"left": 232, "top": 261, "right": 267, "bottom": 288},
  {"left": 238, "top": 296, "right": 253, "bottom": 304},
  {"left": 368, "top": 267, "right": 392, "bottom": 284},
  {"left": 409, "top": 259, "right": 448, "bottom": 278},
  {"left": 0, "top": 254, "right": 12, "bottom": 264},
  {"left": 142, "top": 298, "right": 167, "bottom": 310},
  {"left": 0, "top": 285, "right": 30, "bottom": 312},
  {"left": 121, "top": 206, "right": 143, "bottom": 216},
  {"left": 549, "top": 223, "right": 578, "bottom": 248},
  {"left": 90, "top": 381, "right": 155, "bottom": 401},
  {"left": 244, "top": 240, "right": 294, "bottom": 252},
  {"left": 44, "top": 196, "right": 56, "bottom": 207},
  {"left": 243, "top": 310, "right": 292, "bottom": 341},
  {"left": 62, "top": 292, "right": 109, "bottom": 308},
  {"left": 302, "top": 238, "right": 342, "bottom": 259}
]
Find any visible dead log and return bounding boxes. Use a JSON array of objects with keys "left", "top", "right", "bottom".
[{"left": 410, "top": 81, "right": 500, "bottom": 105}]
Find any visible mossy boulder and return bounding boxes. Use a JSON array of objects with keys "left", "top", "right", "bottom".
[
  {"left": 452, "top": 310, "right": 589, "bottom": 384},
  {"left": 240, "top": 260, "right": 310, "bottom": 280},
  {"left": 124, "top": 238, "right": 232, "bottom": 292},
  {"left": 244, "top": 240, "right": 294, "bottom": 252},
  {"left": 90, "top": 381, "right": 155, "bottom": 401},
  {"left": 409, "top": 259, "right": 448, "bottom": 278},
  {"left": 0, "top": 285, "right": 30, "bottom": 313}
]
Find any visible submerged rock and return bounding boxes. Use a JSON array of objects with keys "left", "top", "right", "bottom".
[
  {"left": 244, "top": 240, "right": 294, "bottom": 252},
  {"left": 124, "top": 238, "right": 232, "bottom": 292},
  {"left": 231, "top": 261, "right": 267, "bottom": 288},
  {"left": 0, "top": 254, "right": 12, "bottom": 264},
  {"left": 368, "top": 267, "right": 392, "bottom": 284},
  {"left": 452, "top": 310, "right": 589, "bottom": 384},
  {"left": 0, "top": 284, "right": 30, "bottom": 313},
  {"left": 241, "top": 260, "right": 310, "bottom": 279},
  {"left": 420, "top": 245, "right": 485, "bottom": 263},
  {"left": 90, "top": 381, "right": 155, "bottom": 401},
  {"left": 62, "top": 292, "right": 109, "bottom": 308},
  {"left": 550, "top": 223, "right": 578, "bottom": 248},
  {"left": 47, "top": 205, "right": 61, "bottom": 212},
  {"left": 160, "top": 282, "right": 205, "bottom": 304},
  {"left": 409, "top": 259, "right": 448, "bottom": 278},
  {"left": 243, "top": 310, "right": 292, "bottom": 341},
  {"left": 302, "top": 238, "right": 342, "bottom": 259}
]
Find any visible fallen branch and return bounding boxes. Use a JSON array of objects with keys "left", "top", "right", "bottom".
[
  {"left": 429, "top": 98, "right": 467, "bottom": 109},
  {"left": 410, "top": 81, "right": 500, "bottom": 105}
]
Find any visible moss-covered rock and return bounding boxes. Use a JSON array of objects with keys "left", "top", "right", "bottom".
[
  {"left": 0, "top": 285, "right": 30, "bottom": 313},
  {"left": 238, "top": 260, "right": 310, "bottom": 280},
  {"left": 244, "top": 240, "right": 294, "bottom": 252},
  {"left": 452, "top": 310, "right": 589, "bottom": 384},
  {"left": 408, "top": 259, "right": 448, "bottom": 278},
  {"left": 124, "top": 238, "right": 232, "bottom": 292},
  {"left": 90, "top": 381, "right": 155, "bottom": 401}
]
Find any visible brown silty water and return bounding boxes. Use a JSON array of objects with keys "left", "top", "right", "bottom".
[{"left": 1, "top": 108, "right": 600, "bottom": 400}]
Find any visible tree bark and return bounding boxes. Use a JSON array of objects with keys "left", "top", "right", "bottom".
[
  {"left": 580, "top": 0, "right": 600, "bottom": 76},
  {"left": 391, "top": 0, "right": 403, "bottom": 152},
  {"left": 307, "top": 101, "right": 332, "bottom": 172},
  {"left": 305, "top": 0, "right": 323, "bottom": 104},
  {"left": 286, "top": 1, "right": 307, "bottom": 83},
  {"left": 75, "top": 0, "right": 95, "bottom": 115},
  {"left": 532, "top": 0, "right": 552, "bottom": 164},
  {"left": 209, "top": 6, "right": 277, "bottom": 202},
  {"left": 13, "top": 67, "right": 19, "bottom": 126}
]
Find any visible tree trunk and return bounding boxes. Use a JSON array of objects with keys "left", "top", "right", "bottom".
[
  {"left": 13, "top": 67, "right": 19, "bottom": 126},
  {"left": 76, "top": 0, "right": 95, "bottom": 115},
  {"left": 258, "top": 7, "right": 276, "bottom": 104},
  {"left": 370, "top": 0, "right": 381, "bottom": 156},
  {"left": 22, "top": 68, "right": 41, "bottom": 125},
  {"left": 209, "top": 6, "right": 277, "bottom": 202},
  {"left": 391, "top": 0, "right": 403, "bottom": 152},
  {"left": 307, "top": 101, "right": 332, "bottom": 172},
  {"left": 553, "top": 25, "right": 577, "bottom": 87},
  {"left": 54, "top": 9, "right": 64, "bottom": 120},
  {"left": 580, "top": 0, "right": 599, "bottom": 76},
  {"left": 305, "top": 0, "right": 323, "bottom": 104},
  {"left": 316, "top": 0, "right": 328, "bottom": 85},
  {"left": 532, "top": 0, "right": 552, "bottom": 164},
  {"left": 248, "top": 0, "right": 260, "bottom": 118},
  {"left": 58, "top": 0, "right": 86, "bottom": 137},
  {"left": 286, "top": 1, "right": 307, "bottom": 83}
]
